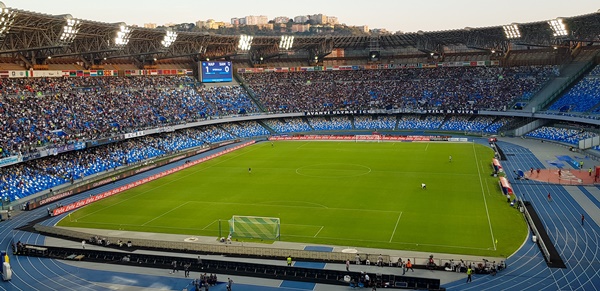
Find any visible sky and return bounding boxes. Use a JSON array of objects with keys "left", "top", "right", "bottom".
[{"left": 5, "top": 0, "right": 599, "bottom": 33}]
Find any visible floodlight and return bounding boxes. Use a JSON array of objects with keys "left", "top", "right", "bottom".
[
  {"left": 548, "top": 18, "right": 568, "bottom": 37},
  {"left": 0, "top": 5, "right": 16, "bottom": 36},
  {"left": 161, "top": 29, "right": 177, "bottom": 48},
  {"left": 59, "top": 16, "right": 80, "bottom": 44},
  {"left": 237, "top": 34, "right": 253, "bottom": 51},
  {"left": 503, "top": 24, "right": 521, "bottom": 39},
  {"left": 279, "top": 35, "right": 294, "bottom": 50},
  {"left": 114, "top": 24, "right": 132, "bottom": 47}
]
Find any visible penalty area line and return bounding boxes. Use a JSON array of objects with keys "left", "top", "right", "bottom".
[
  {"left": 389, "top": 212, "right": 403, "bottom": 243},
  {"left": 202, "top": 220, "right": 219, "bottom": 230},
  {"left": 314, "top": 226, "right": 324, "bottom": 238}
]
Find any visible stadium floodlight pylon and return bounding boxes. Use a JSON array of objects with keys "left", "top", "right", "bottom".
[
  {"left": 502, "top": 24, "right": 521, "bottom": 39},
  {"left": 114, "top": 23, "right": 132, "bottom": 47},
  {"left": 59, "top": 15, "right": 81, "bottom": 45},
  {"left": 0, "top": 3, "right": 16, "bottom": 36},
  {"left": 161, "top": 29, "right": 177, "bottom": 48},
  {"left": 237, "top": 34, "right": 253, "bottom": 52},
  {"left": 279, "top": 35, "right": 294, "bottom": 50},
  {"left": 548, "top": 18, "right": 568, "bottom": 37}
]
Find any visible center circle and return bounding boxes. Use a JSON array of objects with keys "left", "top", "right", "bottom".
[{"left": 295, "top": 163, "right": 372, "bottom": 178}]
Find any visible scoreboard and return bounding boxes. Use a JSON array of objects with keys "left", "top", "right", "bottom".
[{"left": 200, "top": 61, "right": 233, "bottom": 83}]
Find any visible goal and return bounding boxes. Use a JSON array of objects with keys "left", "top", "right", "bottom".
[
  {"left": 229, "top": 215, "right": 281, "bottom": 240},
  {"left": 355, "top": 135, "right": 381, "bottom": 142}
]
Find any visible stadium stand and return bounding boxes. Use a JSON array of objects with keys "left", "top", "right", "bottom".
[
  {"left": 0, "top": 77, "right": 261, "bottom": 157},
  {"left": 241, "top": 66, "right": 557, "bottom": 113},
  {"left": 548, "top": 65, "right": 600, "bottom": 113},
  {"left": 353, "top": 115, "right": 397, "bottom": 130}
]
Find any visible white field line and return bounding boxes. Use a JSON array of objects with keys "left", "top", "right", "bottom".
[
  {"left": 425, "top": 143, "right": 430, "bottom": 151},
  {"left": 202, "top": 220, "right": 219, "bottom": 230},
  {"left": 389, "top": 212, "right": 403, "bottom": 242},
  {"left": 473, "top": 142, "right": 497, "bottom": 250},
  {"left": 75, "top": 144, "right": 264, "bottom": 221},
  {"left": 142, "top": 201, "right": 191, "bottom": 226},
  {"left": 314, "top": 226, "right": 324, "bottom": 238}
]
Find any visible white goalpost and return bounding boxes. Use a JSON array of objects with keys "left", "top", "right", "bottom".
[
  {"left": 355, "top": 135, "right": 381, "bottom": 142},
  {"left": 229, "top": 215, "right": 281, "bottom": 240}
]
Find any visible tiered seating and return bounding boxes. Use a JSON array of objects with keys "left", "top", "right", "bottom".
[
  {"left": 265, "top": 118, "right": 312, "bottom": 134},
  {"left": 440, "top": 116, "right": 472, "bottom": 131},
  {"left": 202, "top": 86, "right": 259, "bottom": 116},
  {"left": 549, "top": 65, "right": 600, "bottom": 113},
  {"left": 353, "top": 116, "right": 396, "bottom": 130},
  {"left": 0, "top": 77, "right": 261, "bottom": 157},
  {"left": 396, "top": 115, "right": 443, "bottom": 130},
  {"left": 242, "top": 66, "right": 557, "bottom": 113},
  {"left": 221, "top": 121, "right": 270, "bottom": 138},
  {"left": 308, "top": 117, "right": 352, "bottom": 131},
  {"left": 0, "top": 123, "right": 241, "bottom": 201},
  {"left": 525, "top": 126, "right": 579, "bottom": 143},
  {"left": 564, "top": 131, "right": 598, "bottom": 145}
]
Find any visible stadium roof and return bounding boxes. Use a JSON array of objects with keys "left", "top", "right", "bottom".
[{"left": 0, "top": 1, "right": 598, "bottom": 65}]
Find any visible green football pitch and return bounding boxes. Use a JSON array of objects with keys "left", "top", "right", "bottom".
[{"left": 58, "top": 141, "right": 527, "bottom": 257}]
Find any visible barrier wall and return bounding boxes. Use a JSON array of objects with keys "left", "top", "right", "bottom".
[
  {"left": 270, "top": 135, "right": 456, "bottom": 142},
  {"left": 34, "top": 224, "right": 388, "bottom": 264}
]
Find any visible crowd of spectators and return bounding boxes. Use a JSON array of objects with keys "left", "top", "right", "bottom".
[
  {"left": 525, "top": 126, "right": 583, "bottom": 143},
  {"left": 308, "top": 117, "right": 353, "bottom": 131},
  {"left": 241, "top": 66, "right": 557, "bottom": 114},
  {"left": 526, "top": 126, "right": 600, "bottom": 151},
  {"left": 221, "top": 121, "right": 270, "bottom": 138},
  {"left": 0, "top": 76, "right": 257, "bottom": 158},
  {"left": 265, "top": 118, "right": 312, "bottom": 134},
  {"left": 353, "top": 116, "right": 397, "bottom": 131},
  {"left": 2, "top": 66, "right": 593, "bottom": 203},
  {"left": 549, "top": 65, "right": 600, "bottom": 113},
  {"left": 396, "top": 115, "right": 444, "bottom": 130},
  {"left": 440, "top": 116, "right": 506, "bottom": 133}
]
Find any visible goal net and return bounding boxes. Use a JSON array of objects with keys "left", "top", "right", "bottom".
[
  {"left": 355, "top": 135, "right": 381, "bottom": 142},
  {"left": 229, "top": 215, "right": 281, "bottom": 240}
]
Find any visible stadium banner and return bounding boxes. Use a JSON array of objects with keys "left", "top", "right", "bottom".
[
  {"left": 4, "top": 70, "right": 119, "bottom": 78},
  {"left": 448, "top": 138, "right": 469, "bottom": 142},
  {"left": 269, "top": 135, "right": 448, "bottom": 142},
  {"left": 0, "top": 155, "right": 21, "bottom": 168},
  {"left": 51, "top": 141, "right": 256, "bottom": 216},
  {"left": 237, "top": 60, "right": 499, "bottom": 73},
  {"left": 49, "top": 142, "right": 87, "bottom": 155},
  {"left": 124, "top": 131, "right": 145, "bottom": 139},
  {"left": 304, "top": 109, "right": 477, "bottom": 116},
  {"left": 86, "top": 135, "right": 124, "bottom": 148},
  {"left": 304, "top": 110, "right": 369, "bottom": 116},
  {"left": 21, "top": 152, "right": 42, "bottom": 162}
]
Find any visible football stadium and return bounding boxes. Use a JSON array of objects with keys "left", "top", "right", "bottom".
[{"left": 0, "top": 2, "right": 599, "bottom": 291}]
